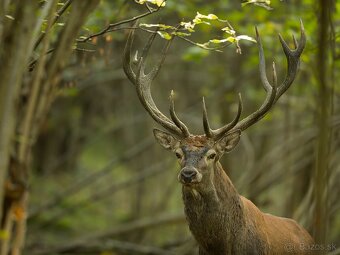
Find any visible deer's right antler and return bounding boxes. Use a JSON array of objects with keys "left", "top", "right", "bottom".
[
  {"left": 123, "top": 28, "right": 190, "bottom": 138},
  {"left": 203, "top": 20, "right": 306, "bottom": 140}
]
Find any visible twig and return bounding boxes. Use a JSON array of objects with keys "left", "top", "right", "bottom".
[
  {"left": 28, "top": 48, "right": 54, "bottom": 71},
  {"left": 77, "top": 3, "right": 164, "bottom": 43},
  {"left": 137, "top": 27, "right": 232, "bottom": 52},
  {"left": 34, "top": 0, "right": 73, "bottom": 50}
]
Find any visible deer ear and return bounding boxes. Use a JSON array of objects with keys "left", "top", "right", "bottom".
[
  {"left": 153, "top": 129, "right": 179, "bottom": 150},
  {"left": 215, "top": 130, "right": 241, "bottom": 154}
]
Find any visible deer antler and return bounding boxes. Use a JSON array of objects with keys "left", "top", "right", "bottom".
[
  {"left": 203, "top": 20, "right": 306, "bottom": 140},
  {"left": 123, "top": 28, "right": 190, "bottom": 138}
]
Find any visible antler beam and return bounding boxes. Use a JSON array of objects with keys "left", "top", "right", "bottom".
[
  {"left": 123, "top": 28, "right": 190, "bottom": 138},
  {"left": 203, "top": 20, "right": 306, "bottom": 140}
]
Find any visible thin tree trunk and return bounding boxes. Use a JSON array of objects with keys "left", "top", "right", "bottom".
[
  {"left": 0, "top": 0, "right": 38, "bottom": 230},
  {"left": 0, "top": 1, "right": 100, "bottom": 254},
  {"left": 312, "top": 0, "right": 333, "bottom": 249}
]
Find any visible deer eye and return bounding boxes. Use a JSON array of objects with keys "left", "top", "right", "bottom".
[
  {"left": 207, "top": 152, "right": 216, "bottom": 160},
  {"left": 175, "top": 152, "right": 182, "bottom": 159}
]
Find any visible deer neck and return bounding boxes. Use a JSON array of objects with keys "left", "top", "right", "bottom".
[
  {"left": 182, "top": 161, "right": 245, "bottom": 252},
  {"left": 182, "top": 161, "right": 243, "bottom": 211}
]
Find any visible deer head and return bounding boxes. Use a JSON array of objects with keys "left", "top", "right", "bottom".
[{"left": 123, "top": 21, "right": 306, "bottom": 191}]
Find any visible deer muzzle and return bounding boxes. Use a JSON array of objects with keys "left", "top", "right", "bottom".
[{"left": 179, "top": 167, "right": 201, "bottom": 184}]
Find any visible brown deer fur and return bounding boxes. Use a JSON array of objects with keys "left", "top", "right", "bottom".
[{"left": 154, "top": 131, "right": 314, "bottom": 255}]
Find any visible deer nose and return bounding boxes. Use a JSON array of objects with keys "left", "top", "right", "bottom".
[{"left": 180, "top": 167, "right": 197, "bottom": 183}]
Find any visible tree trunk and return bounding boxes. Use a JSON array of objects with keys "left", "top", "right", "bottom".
[
  {"left": 0, "top": 1, "right": 100, "bottom": 254},
  {"left": 312, "top": 0, "right": 334, "bottom": 250}
]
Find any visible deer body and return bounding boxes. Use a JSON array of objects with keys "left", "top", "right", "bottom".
[
  {"left": 123, "top": 20, "right": 314, "bottom": 255},
  {"left": 153, "top": 134, "right": 314, "bottom": 255},
  {"left": 182, "top": 161, "right": 313, "bottom": 255}
]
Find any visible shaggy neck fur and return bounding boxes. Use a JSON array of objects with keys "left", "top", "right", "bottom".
[{"left": 182, "top": 161, "right": 246, "bottom": 255}]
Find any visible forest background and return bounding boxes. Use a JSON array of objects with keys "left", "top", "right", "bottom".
[{"left": 0, "top": 0, "right": 339, "bottom": 254}]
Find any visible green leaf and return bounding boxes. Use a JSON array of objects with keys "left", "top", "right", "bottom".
[
  {"left": 173, "top": 32, "right": 191, "bottom": 37},
  {"left": 135, "top": 0, "right": 166, "bottom": 7},
  {"left": 139, "top": 23, "right": 174, "bottom": 30},
  {"left": 209, "top": 37, "right": 236, "bottom": 44},
  {"left": 236, "top": 35, "right": 257, "bottom": 42},
  {"left": 209, "top": 39, "right": 225, "bottom": 44},
  {"left": 193, "top": 12, "right": 219, "bottom": 26},
  {"left": 222, "top": 26, "right": 236, "bottom": 35},
  {"left": 192, "top": 18, "right": 211, "bottom": 26},
  {"left": 180, "top": 21, "right": 195, "bottom": 32},
  {"left": 241, "top": 0, "right": 272, "bottom": 10},
  {"left": 195, "top": 12, "right": 218, "bottom": 20},
  {"left": 157, "top": 31, "right": 172, "bottom": 40}
]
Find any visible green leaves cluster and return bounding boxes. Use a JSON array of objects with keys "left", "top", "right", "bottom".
[{"left": 140, "top": 12, "right": 256, "bottom": 53}]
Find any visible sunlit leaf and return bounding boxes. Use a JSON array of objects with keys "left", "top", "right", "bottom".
[
  {"left": 140, "top": 23, "right": 174, "bottom": 30},
  {"left": 222, "top": 26, "right": 236, "bottom": 35},
  {"left": 192, "top": 18, "right": 211, "bottom": 26},
  {"left": 209, "top": 37, "right": 236, "bottom": 44},
  {"left": 195, "top": 12, "right": 218, "bottom": 20},
  {"left": 209, "top": 39, "right": 225, "bottom": 44},
  {"left": 236, "top": 35, "right": 257, "bottom": 42},
  {"left": 157, "top": 31, "right": 172, "bottom": 40},
  {"left": 192, "top": 12, "right": 220, "bottom": 26},
  {"left": 135, "top": 0, "right": 166, "bottom": 7},
  {"left": 241, "top": 0, "right": 272, "bottom": 10},
  {"left": 180, "top": 21, "right": 195, "bottom": 32},
  {"left": 173, "top": 32, "right": 191, "bottom": 37},
  {"left": 5, "top": 15, "right": 14, "bottom": 20}
]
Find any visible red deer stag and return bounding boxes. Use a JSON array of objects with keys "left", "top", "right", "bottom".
[{"left": 123, "top": 21, "right": 314, "bottom": 255}]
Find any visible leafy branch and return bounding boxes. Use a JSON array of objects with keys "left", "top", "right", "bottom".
[
  {"left": 139, "top": 12, "right": 256, "bottom": 53},
  {"left": 78, "top": 7, "right": 256, "bottom": 54},
  {"left": 77, "top": 0, "right": 166, "bottom": 43}
]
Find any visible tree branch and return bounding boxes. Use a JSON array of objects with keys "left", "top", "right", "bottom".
[
  {"left": 33, "top": 0, "right": 73, "bottom": 50},
  {"left": 77, "top": 3, "right": 164, "bottom": 43}
]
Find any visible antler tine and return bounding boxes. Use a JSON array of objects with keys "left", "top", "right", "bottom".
[
  {"left": 275, "top": 19, "right": 306, "bottom": 100},
  {"left": 123, "top": 28, "right": 189, "bottom": 138},
  {"left": 148, "top": 36, "right": 173, "bottom": 81},
  {"left": 231, "top": 27, "right": 277, "bottom": 132},
  {"left": 292, "top": 34, "right": 298, "bottom": 49},
  {"left": 170, "top": 91, "right": 190, "bottom": 137},
  {"left": 202, "top": 97, "right": 213, "bottom": 138},
  {"left": 255, "top": 26, "right": 273, "bottom": 93},
  {"left": 123, "top": 27, "right": 137, "bottom": 84},
  {"left": 203, "top": 94, "right": 243, "bottom": 140},
  {"left": 228, "top": 21, "right": 305, "bottom": 133}
]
